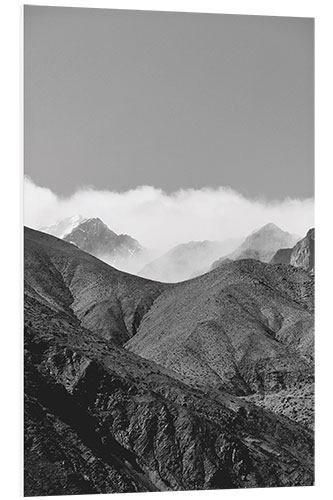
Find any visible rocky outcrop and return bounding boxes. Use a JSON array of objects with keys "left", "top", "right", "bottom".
[{"left": 290, "top": 229, "right": 314, "bottom": 272}]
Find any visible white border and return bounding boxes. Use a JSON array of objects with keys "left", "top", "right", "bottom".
[{"left": 1, "top": 1, "right": 332, "bottom": 499}]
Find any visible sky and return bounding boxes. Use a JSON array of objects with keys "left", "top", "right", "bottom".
[{"left": 24, "top": 6, "right": 314, "bottom": 200}]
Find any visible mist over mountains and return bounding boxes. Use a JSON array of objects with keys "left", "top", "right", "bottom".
[
  {"left": 138, "top": 238, "right": 243, "bottom": 282},
  {"left": 25, "top": 177, "right": 314, "bottom": 249},
  {"left": 40, "top": 216, "right": 312, "bottom": 283}
]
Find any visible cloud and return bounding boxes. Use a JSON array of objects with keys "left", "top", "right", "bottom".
[{"left": 24, "top": 177, "right": 314, "bottom": 250}]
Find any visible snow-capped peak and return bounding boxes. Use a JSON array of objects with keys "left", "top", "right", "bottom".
[{"left": 39, "top": 215, "right": 84, "bottom": 239}]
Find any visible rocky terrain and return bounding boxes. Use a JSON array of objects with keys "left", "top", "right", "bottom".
[
  {"left": 127, "top": 259, "right": 314, "bottom": 395},
  {"left": 269, "top": 228, "right": 314, "bottom": 273},
  {"left": 290, "top": 228, "right": 315, "bottom": 272},
  {"left": 139, "top": 238, "right": 242, "bottom": 283},
  {"left": 25, "top": 227, "right": 166, "bottom": 345},
  {"left": 24, "top": 227, "right": 314, "bottom": 495},
  {"left": 212, "top": 223, "right": 299, "bottom": 269}
]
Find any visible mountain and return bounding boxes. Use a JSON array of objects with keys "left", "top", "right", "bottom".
[
  {"left": 24, "top": 227, "right": 314, "bottom": 495},
  {"left": 41, "top": 216, "right": 155, "bottom": 274},
  {"left": 211, "top": 223, "right": 300, "bottom": 269},
  {"left": 139, "top": 238, "right": 243, "bottom": 283},
  {"left": 63, "top": 217, "right": 142, "bottom": 258},
  {"left": 290, "top": 228, "right": 315, "bottom": 272}
]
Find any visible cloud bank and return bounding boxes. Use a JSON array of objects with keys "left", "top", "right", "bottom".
[{"left": 24, "top": 177, "right": 314, "bottom": 250}]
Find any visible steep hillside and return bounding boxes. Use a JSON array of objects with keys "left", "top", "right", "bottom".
[
  {"left": 126, "top": 259, "right": 314, "bottom": 396},
  {"left": 25, "top": 227, "right": 167, "bottom": 345},
  {"left": 24, "top": 228, "right": 314, "bottom": 494},
  {"left": 139, "top": 239, "right": 242, "bottom": 283},
  {"left": 290, "top": 228, "right": 315, "bottom": 272},
  {"left": 212, "top": 223, "right": 299, "bottom": 268}
]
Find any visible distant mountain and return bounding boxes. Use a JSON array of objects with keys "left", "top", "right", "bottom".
[
  {"left": 63, "top": 217, "right": 142, "bottom": 258},
  {"left": 139, "top": 238, "right": 243, "bottom": 283},
  {"left": 211, "top": 223, "right": 300, "bottom": 269},
  {"left": 41, "top": 216, "right": 155, "bottom": 274},
  {"left": 24, "top": 227, "right": 314, "bottom": 494},
  {"left": 290, "top": 228, "right": 314, "bottom": 272}
]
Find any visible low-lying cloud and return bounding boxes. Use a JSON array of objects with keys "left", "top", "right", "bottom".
[{"left": 24, "top": 177, "right": 314, "bottom": 251}]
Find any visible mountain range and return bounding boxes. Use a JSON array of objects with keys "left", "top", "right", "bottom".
[
  {"left": 24, "top": 226, "right": 314, "bottom": 495},
  {"left": 40, "top": 217, "right": 308, "bottom": 283}
]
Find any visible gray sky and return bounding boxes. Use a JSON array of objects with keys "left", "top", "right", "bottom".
[{"left": 24, "top": 6, "right": 314, "bottom": 200}]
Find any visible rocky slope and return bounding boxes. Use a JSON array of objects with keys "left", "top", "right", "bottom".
[
  {"left": 127, "top": 259, "right": 314, "bottom": 396},
  {"left": 212, "top": 223, "right": 299, "bottom": 269},
  {"left": 290, "top": 228, "right": 314, "bottom": 272},
  {"left": 139, "top": 239, "right": 242, "bottom": 283},
  {"left": 24, "top": 228, "right": 314, "bottom": 495},
  {"left": 25, "top": 227, "right": 167, "bottom": 345},
  {"left": 269, "top": 228, "right": 314, "bottom": 273}
]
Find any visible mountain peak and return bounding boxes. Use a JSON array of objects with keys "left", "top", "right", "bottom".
[
  {"left": 252, "top": 222, "right": 285, "bottom": 235},
  {"left": 77, "top": 217, "right": 112, "bottom": 232},
  {"left": 260, "top": 222, "right": 281, "bottom": 231},
  {"left": 211, "top": 222, "right": 300, "bottom": 268}
]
